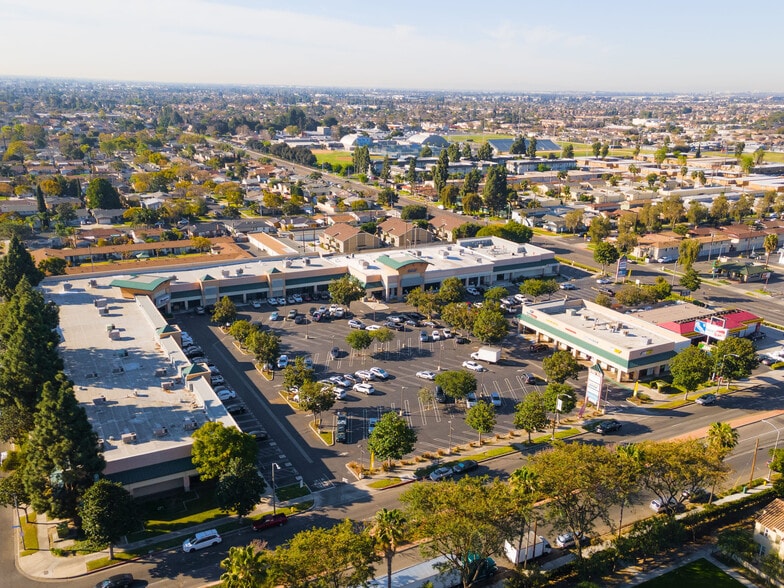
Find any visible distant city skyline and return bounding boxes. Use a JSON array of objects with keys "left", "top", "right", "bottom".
[{"left": 1, "top": 0, "right": 782, "bottom": 94}]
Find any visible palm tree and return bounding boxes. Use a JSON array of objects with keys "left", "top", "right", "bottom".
[
  {"left": 707, "top": 422, "right": 739, "bottom": 457},
  {"left": 764, "top": 234, "right": 779, "bottom": 268},
  {"left": 369, "top": 508, "right": 407, "bottom": 588},
  {"left": 509, "top": 467, "right": 540, "bottom": 568},
  {"left": 615, "top": 444, "right": 642, "bottom": 539},
  {"left": 219, "top": 541, "right": 274, "bottom": 588}
]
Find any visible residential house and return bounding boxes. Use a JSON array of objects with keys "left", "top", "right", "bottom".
[
  {"left": 319, "top": 223, "right": 382, "bottom": 254},
  {"left": 378, "top": 217, "right": 433, "bottom": 248},
  {"left": 92, "top": 208, "right": 126, "bottom": 225},
  {"left": 428, "top": 213, "right": 465, "bottom": 242},
  {"left": 755, "top": 498, "right": 784, "bottom": 558}
]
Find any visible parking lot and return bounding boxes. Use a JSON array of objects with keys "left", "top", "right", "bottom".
[{"left": 176, "top": 297, "right": 550, "bottom": 487}]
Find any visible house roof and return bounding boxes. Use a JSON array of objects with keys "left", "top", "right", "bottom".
[
  {"left": 323, "top": 223, "right": 361, "bottom": 242},
  {"left": 429, "top": 212, "right": 465, "bottom": 232},
  {"left": 758, "top": 498, "right": 784, "bottom": 531},
  {"left": 379, "top": 217, "right": 415, "bottom": 236}
]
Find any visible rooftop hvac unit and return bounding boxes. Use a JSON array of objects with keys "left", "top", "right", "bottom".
[
  {"left": 153, "top": 427, "right": 168, "bottom": 437},
  {"left": 415, "top": 250, "right": 422, "bottom": 256},
  {"left": 221, "top": 269, "right": 230, "bottom": 277},
  {"left": 236, "top": 268, "right": 244, "bottom": 275},
  {"left": 183, "top": 417, "right": 198, "bottom": 430},
  {"left": 99, "top": 307, "right": 109, "bottom": 316},
  {"left": 439, "top": 250, "right": 448, "bottom": 257},
  {"left": 304, "top": 258, "right": 311, "bottom": 266},
  {"left": 622, "top": 329, "right": 630, "bottom": 336},
  {"left": 361, "top": 260, "right": 370, "bottom": 268},
  {"left": 95, "top": 297, "right": 108, "bottom": 308},
  {"left": 62, "top": 283, "right": 72, "bottom": 291},
  {"left": 284, "top": 260, "right": 292, "bottom": 268},
  {"left": 121, "top": 432, "right": 137, "bottom": 444}
]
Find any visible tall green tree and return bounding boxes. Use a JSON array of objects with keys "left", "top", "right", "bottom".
[
  {"left": 438, "top": 277, "right": 467, "bottom": 305},
  {"left": 23, "top": 375, "right": 105, "bottom": 523},
  {"left": 296, "top": 380, "right": 335, "bottom": 424},
  {"left": 465, "top": 401, "right": 496, "bottom": 444},
  {"left": 542, "top": 350, "right": 580, "bottom": 384},
  {"left": 345, "top": 330, "right": 373, "bottom": 354},
  {"left": 713, "top": 337, "right": 757, "bottom": 381},
  {"left": 471, "top": 302, "right": 508, "bottom": 344},
  {"left": 514, "top": 390, "right": 547, "bottom": 443},
  {"left": 0, "top": 277, "right": 63, "bottom": 410},
  {"left": 593, "top": 242, "right": 620, "bottom": 275},
  {"left": 461, "top": 169, "right": 481, "bottom": 197},
  {"left": 406, "top": 287, "right": 440, "bottom": 319},
  {"left": 526, "top": 136, "right": 538, "bottom": 158},
  {"left": 433, "top": 149, "right": 449, "bottom": 196},
  {"left": 211, "top": 296, "right": 237, "bottom": 324},
  {"left": 328, "top": 275, "right": 365, "bottom": 310},
  {"left": 680, "top": 267, "right": 702, "bottom": 294},
  {"left": 379, "top": 156, "right": 391, "bottom": 182},
  {"left": 191, "top": 422, "right": 257, "bottom": 481},
  {"left": 587, "top": 216, "right": 611, "bottom": 244},
  {"left": 477, "top": 142, "right": 493, "bottom": 160},
  {"left": 85, "top": 178, "right": 122, "bottom": 209},
  {"left": 216, "top": 457, "right": 267, "bottom": 519},
  {"left": 272, "top": 519, "right": 379, "bottom": 588},
  {"left": 434, "top": 370, "right": 476, "bottom": 402},
  {"left": 527, "top": 442, "right": 617, "bottom": 557},
  {"left": 220, "top": 541, "right": 275, "bottom": 588},
  {"left": 518, "top": 278, "right": 558, "bottom": 301},
  {"left": 440, "top": 302, "right": 477, "bottom": 333},
  {"left": 400, "top": 477, "right": 514, "bottom": 588},
  {"left": 79, "top": 480, "right": 141, "bottom": 559},
  {"left": 510, "top": 136, "right": 526, "bottom": 155},
  {"left": 561, "top": 143, "right": 575, "bottom": 158},
  {"left": 282, "top": 356, "right": 315, "bottom": 391},
  {"left": 368, "top": 509, "right": 408, "bottom": 588},
  {"left": 0, "top": 235, "right": 44, "bottom": 299},
  {"left": 482, "top": 165, "right": 508, "bottom": 214},
  {"left": 678, "top": 238, "right": 702, "bottom": 268},
  {"left": 706, "top": 422, "right": 739, "bottom": 458},
  {"left": 367, "top": 411, "right": 417, "bottom": 466},
  {"left": 246, "top": 329, "right": 280, "bottom": 366},
  {"left": 669, "top": 345, "right": 712, "bottom": 398},
  {"left": 764, "top": 234, "right": 779, "bottom": 267}
]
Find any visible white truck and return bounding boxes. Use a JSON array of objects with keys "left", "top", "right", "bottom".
[
  {"left": 504, "top": 532, "right": 552, "bottom": 564},
  {"left": 368, "top": 554, "right": 497, "bottom": 588},
  {"left": 470, "top": 346, "right": 502, "bottom": 364}
]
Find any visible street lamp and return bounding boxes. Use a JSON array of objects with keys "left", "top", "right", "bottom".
[
  {"left": 762, "top": 419, "right": 783, "bottom": 482},
  {"left": 438, "top": 343, "right": 444, "bottom": 371},
  {"left": 400, "top": 386, "right": 406, "bottom": 415},
  {"left": 271, "top": 462, "right": 281, "bottom": 515}
]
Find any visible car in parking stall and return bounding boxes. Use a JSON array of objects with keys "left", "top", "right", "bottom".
[
  {"left": 355, "top": 369, "right": 375, "bottom": 381},
  {"left": 330, "top": 347, "right": 341, "bottom": 360},
  {"left": 419, "top": 330, "right": 429, "bottom": 342},
  {"left": 287, "top": 309, "right": 298, "bottom": 320},
  {"left": 370, "top": 367, "right": 390, "bottom": 380},
  {"left": 451, "top": 460, "right": 478, "bottom": 475},
  {"left": 353, "top": 383, "right": 376, "bottom": 395},
  {"left": 466, "top": 286, "right": 480, "bottom": 296},
  {"left": 432, "top": 330, "right": 441, "bottom": 341},
  {"left": 529, "top": 342, "right": 549, "bottom": 353},
  {"left": 277, "top": 355, "right": 289, "bottom": 369},
  {"left": 466, "top": 392, "right": 478, "bottom": 408},
  {"left": 490, "top": 391, "right": 502, "bottom": 407},
  {"left": 252, "top": 513, "right": 288, "bottom": 531},
  {"left": 293, "top": 294, "right": 303, "bottom": 303},
  {"left": 368, "top": 417, "right": 379, "bottom": 434},
  {"left": 416, "top": 370, "right": 436, "bottom": 380},
  {"left": 348, "top": 319, "right": 365, "bottom": 329},
  {"left": 270, "top": 311, "right": 280, "bottom": 321},
  {"left": 365, "top": 324, "right": 382, "bottom": 331},
  {"left": 462, "top": 360, "right": 486, "bottom": 372},
  {"left": 215, "top": 387, "right": 236, "bottom": 401}
]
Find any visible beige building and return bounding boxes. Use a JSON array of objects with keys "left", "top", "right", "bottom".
[
  {"left": 319, "top": 223, "right": 382, "bottom": 254},
  {"left": 378, "top": 217, "right": 433, "bottom": 247},
  {"left": 755, "top": 498, "right": 784, "bottom": 558}
]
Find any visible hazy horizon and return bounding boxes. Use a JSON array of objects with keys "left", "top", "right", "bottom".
[{"left": 2, "top": 0, "right": 782, "bottom": 94}]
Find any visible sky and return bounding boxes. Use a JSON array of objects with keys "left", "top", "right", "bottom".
[{"left": 1, "top": 0, "right": 782, "bottom": 93}]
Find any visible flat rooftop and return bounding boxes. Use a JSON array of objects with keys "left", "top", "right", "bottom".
[
  {"left": 44, "top": 276, "right": 234, "bottom": 466},
  {"left": 524, "top": 299, "right": 687, "bottom": 351}
]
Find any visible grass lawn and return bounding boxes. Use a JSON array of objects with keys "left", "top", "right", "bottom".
[
  {"left": 637, "top": 558, "right": 745, "bottom": 587},
  {"left": 312, "top": 149, "right": 352, "bottom": 166}
]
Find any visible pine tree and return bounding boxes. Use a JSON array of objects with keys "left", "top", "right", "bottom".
[
  {"left": 0, "top": 235, "right": 44, "bottom": 300},
  {"left": 0, "top": 277, "right": 62, "bottom": 410},
  {"left": 482, "top": 165, "right": 508, "bottom": 214},
  {"left": 23, "top": 374, "right": 105, "bottom": 523}
]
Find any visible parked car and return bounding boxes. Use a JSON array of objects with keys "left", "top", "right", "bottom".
[
  {"left": 225, "top": 403, "right": 247, "bottom": 416},
  {"left": 560, "top": 282, "right": 577, "bottom": 290},
  {"left": 466, "top": 286, "right": 480, "bottom": 296},
  {"left": 490, "top": 391, "right": 502, "bottom": 407},
  {"left": 252, "top": 513, "right": 288, "bottom": 531},
  {"left": 451, "top": 460, "right": 478, "bottom": 475},
  {"left": 383, "top": 320, "right": 405, "bottom": 331},
  {"left": 215, "top": 387, "right": 236, "bottom": 401},
  {"left": 514, "top": 294, "right": 531, "bottom": 304},
  {"left": 435, "top": 385, "right": 452, "bottom": 404},
  {"left": 368, "top": 417, "right": 379, "bottom": 434},
  {"left": 455, "top": 336, "right": 471, "bottom": 344},
  {"left": 442, "top": 328, "right": 453, "bottom": 338},
  {"left": 431, "top": 330, "right": 441, "bottom": 341},
  {"left": 556, "top": 531, "right": 586, "bottom": 549},
  {"left": 657, "top": 256, "right": 674, "bottom": 263},
  {"left": 95, "top": 574, "right": 134, "bottom": 588},
  {"left": 287, "top": 296, "right": 296, "bottom": 304},
  {"left": 370, "top": 367, "right": 390, "bottom": 380},
  {"left": 595, "top": 419, "right": 622, "bottom": 435},
  {"left": 348, "top": 319, "right": 365, "bottom": 329},
  {"left": 649, "top": 497, "right": 682, "bottom": 513},
  {"left": 303, "top": 356, "right": 313, "bottom": 369},
  {"left": 333, "top": 387, "right": 347, "bottom": 400},
  {"left": 695, "top": 393, "right": 717, "bottom": 405},
  {"left": 330, "top": 375, "right": 352, "bottom": 388},
  {"left": 353, "top": 383, "right": 376, "bottom": 395},
  {"left": 529, "top": 343, "right": 549, "bottom": 353},
  {"left": 521, "top": 373, "right": 537, "bottom": 385},
  {"left": 294, "top": 315, "right": 306, "bottom": 324},
  {"left": 210, "top": 375, "right": 226, "bottom": 387},
  {"left": 462, "top": 360, "right": 486, "bottom": 372},
  {"left": 419, "top": 330, "right": 429, "bottom": 342},
  {"left": 293, "top": 294, "right": 303, "bottom": 303},
  {"left": 365, "top": 324, "right": 382, "bottom": 331},
  {"left": 429, "top": 466, "right": 454, "bottom": 481},
  {"left": 416, "top": 371, "right": 437, "bottom": 380},
  {"left": 195, "top": 306, "right": 206, "bottom": 315},
  {"left": 597, "top": 287, "right": 615, "bottom": 297},
  {"left": 466, "top": 392, "right": 478, "bottom": 408},
  {"left": 270, "top": 311, "right": 280, "bottom": 321},
  {"left": 182, "top": 529, "right": 222, "bottom": 552},
  {"left": 343, "top": 373, "right": 358, "bottom": 384},
  {"left": 596, "top": 277, "right": 612, "bottom": 284},
  {"left": 277, "top": 355, "right": 289, "bottom": 369},
  {"left": 245, "top": 429, "right": 268, "bottom": 442},
  {"left": 330, "top": 347, "right": 341, "bottom": 360},
  {"left": 287, "top": 309, "right": 298, "bottom": 320},
  {"left": 355, "top": 369, "right": 375, "bottom": 381}
]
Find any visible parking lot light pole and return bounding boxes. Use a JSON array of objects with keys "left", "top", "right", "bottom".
[
  {"left": 400, "top": 386, "right": 405, "bottom": 415},
  {"left": 271, "top": 462, "right": 281, "bottom": 515},
  {"left": 448, "top": 420, "right": 453, "bottom": 455}
]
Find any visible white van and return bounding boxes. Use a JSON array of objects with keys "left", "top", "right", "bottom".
[{"left": 182, "top": 529, "right": 221, "bottom": 552}]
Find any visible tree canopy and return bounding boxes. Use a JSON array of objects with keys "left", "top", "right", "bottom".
[
  {"left": 328, "top": 275, "right": 365, "bottom": 309},
  {"left": 85, "top": 178, "right": 122, "bottom": 209},
  {"left": 434, "top": 370, "right": 476, "bottom": 401},
  {"left": 0, "top": 235, "right": 43, "bottom": 300},
  {"left": 191, "top": 422, "right": 258, "bottom": 481},
  {"left": 367, "top": 411, "right": 417, "bottom": 466},
  {"left": 79, "top": 480, "right": 141, "bottom": 559}
]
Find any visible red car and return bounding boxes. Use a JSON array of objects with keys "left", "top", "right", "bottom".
[{"left": 252, "top": 513, "right": 288, "bottom": 531}]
